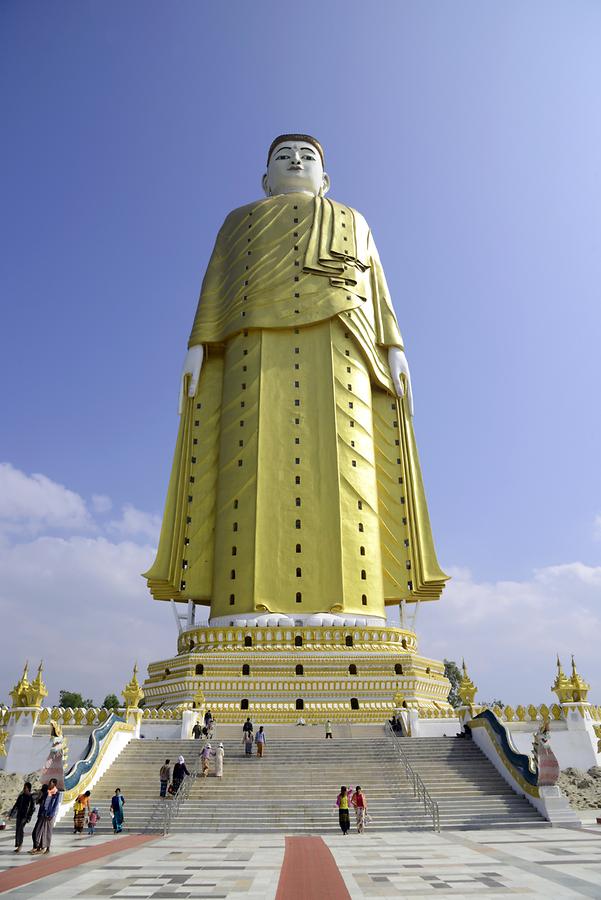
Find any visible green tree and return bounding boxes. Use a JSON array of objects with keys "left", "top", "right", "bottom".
[
  {"left": 102, "top": 694, "right": 120, "bottom": 710},
  {"left": 444, "top": 659, "right": 463, "bottom": 708},
  {"left": 58, "top": 690, "right": 94, "bottom": 709}
]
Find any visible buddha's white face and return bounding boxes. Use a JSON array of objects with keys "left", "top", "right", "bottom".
[{"left": 262, "top": 141, "right": 330, "bottom": 197}]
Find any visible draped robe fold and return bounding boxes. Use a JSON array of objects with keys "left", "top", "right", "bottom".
[{"left": 144, "top": 194, "right": 447, "bottom": 619}]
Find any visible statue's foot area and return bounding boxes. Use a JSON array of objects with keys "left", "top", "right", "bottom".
[{"left": 209, "top": 612, "right": 387, "bottom": 628}]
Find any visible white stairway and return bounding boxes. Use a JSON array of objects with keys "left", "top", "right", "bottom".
[{"left": 56, "top": 733, "right": 547, "bottom": 833}]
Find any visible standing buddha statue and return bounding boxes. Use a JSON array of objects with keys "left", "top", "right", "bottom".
[{"left": 144, "top": 134, "right": 448, "bottom": 627}]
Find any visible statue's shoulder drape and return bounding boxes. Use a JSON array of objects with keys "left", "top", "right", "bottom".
[{"left": 188, "top": 195, "right": 403, "bottom": 352}]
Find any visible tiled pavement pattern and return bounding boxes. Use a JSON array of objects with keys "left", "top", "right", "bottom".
[{"left": 1, "top": 827, "right": 601, "bottom": 897}]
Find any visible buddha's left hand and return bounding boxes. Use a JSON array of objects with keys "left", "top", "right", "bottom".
[
  {"left": 388, "top": 347, "right": 414, "bottom": 416},
  {"left": 178, "top": 345, "right": 204, "bottom": 414}
]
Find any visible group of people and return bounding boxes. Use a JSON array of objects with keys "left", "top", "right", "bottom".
[
  {"left": 159, "top": 744, "right": 226, "bottom": 798},
  {"left": 335, "top": 785, "right": 368, "bottom": 835},
  {"left": 9, "top": 779, "right": 125, "bottom": 850},
  {"left": 200, "top": 743, "right": 225, "bottom": 778},
  {"left": 297, "top": 718, "right": 334, "bottom": 739},
  {"left": 242, "top": 718, "right": 266, "bottom": 756},
  {"left": 8, "top": 778, "right": 61, "bottom": 854},
  {"left": 192, "top": 709, "right": 216, "bottom": 741},
  {"left": 72, "top": 789, "right": 101, "bottom": 835},
  {"left": 73, "top": 788, "right": 123, "bottom": 834},
  {"left": 157, "top": 715, "right": 271, "bottom": 796},
  {"left": 159, "top": 756, "right": 189, "bottom": 796}
]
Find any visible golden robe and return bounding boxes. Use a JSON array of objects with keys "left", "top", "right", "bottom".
[{"left": 144, "top": 194, "right": 447, "bottom": 619}]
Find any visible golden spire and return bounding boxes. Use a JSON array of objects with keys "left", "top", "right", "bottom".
[
  {"left": 569, "top": 655, "right": 590, "bottom": 702},
  {"left": 458, "top": 659, "right": 478, "bottom": 706},
  {"left": 551, "top": 655, "right": 573, "bottom": 703},
  {"left": 122, "top": 663, "right": 144, "bottom": 709},
  {"left": 9, "top": 662, "right": 30, "bottom": 708},
  {"left": 28, "top": 661, "right": 48, "bottom": 708}
]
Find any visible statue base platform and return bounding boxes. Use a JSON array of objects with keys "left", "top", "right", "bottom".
[{"left": 143, "top": 623, "right": 452, "bottom": 723}]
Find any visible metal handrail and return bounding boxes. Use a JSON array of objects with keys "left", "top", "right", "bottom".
[
  {"left": 144, "top": 758, "right": 200, "bottom": 835},
  {"left": 385, "top": 723, "right": 440, "bottom": 832}
]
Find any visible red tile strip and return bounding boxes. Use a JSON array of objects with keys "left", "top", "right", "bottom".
[
  {"left": 0, "top": 834, "right": 156, "bottom": 895},
  {"left": 275, "top": 835, "right": 351, "bottom": 900}
]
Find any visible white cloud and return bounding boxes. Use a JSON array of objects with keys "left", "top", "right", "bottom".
[
  {"left": 0, "top": 463, "right": 93, "bottom": 534},
  {"left": 0, "top": 534, "right": 171, "bottom": 706},
  {"left": 392, "top": 563, "right": 601, "bottom": 705},
  {"left": 108, "top": 504, "right": 161, "bottom": 542},
  {"left": 91, "top": 494, "right": 113, "bottom": 514},
  {"left": 0, "top": 464, "right": 169, "bottom": 705}
]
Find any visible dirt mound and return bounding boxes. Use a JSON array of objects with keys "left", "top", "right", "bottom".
[
  {"left": 0, "top": 771, "right": 42, "bottom": 819},
  {"left": 558, "top": 766, "right": 601, "bottom": 809}
]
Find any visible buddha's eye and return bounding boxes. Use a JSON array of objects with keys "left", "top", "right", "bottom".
[
  {"left": 302, "top": 154, "right": 316, "bottom": 161},
  {"left": 276, "top": 153, "right": 290, "bottom": 160}
]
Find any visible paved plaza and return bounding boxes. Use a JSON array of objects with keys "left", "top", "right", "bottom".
[{"left": 1, "top": 825, "right": 601, "bottom": 898}]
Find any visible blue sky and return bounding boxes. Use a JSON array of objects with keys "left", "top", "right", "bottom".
[{"left": 1, "top": 1, "right": 600, "bottom": 705}]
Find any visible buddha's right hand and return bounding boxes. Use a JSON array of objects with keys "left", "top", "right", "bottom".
[{"left": 178, "top": 345, "right": 204, "bottom": 414}]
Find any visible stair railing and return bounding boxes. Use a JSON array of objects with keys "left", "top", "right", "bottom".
[
  {"left": 164, "top": 756, "right": 202, "bottom": 836},
  {"left": 385, "top": 723, "right": 440, "bottom": 832},
  {"left": 144, "top": 758, "right": 200, "bottom": 836}
]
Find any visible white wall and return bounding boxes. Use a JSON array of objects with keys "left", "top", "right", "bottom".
[
  {"left": 414, "top": 718, "right": 461, "bottom": 737},
  {"left": 504, "top": 720, "right": 601, "bottom": 771},
  {"left": 139, "top": 721, "right": 183, "bottom": 740},
  {"left": 3, "top": 734, "right": 53, "bottom": 776},
  {"left": 3, "top": 728, "right": 101, "bottom": 777}
]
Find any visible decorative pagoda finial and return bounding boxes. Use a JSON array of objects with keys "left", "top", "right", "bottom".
[
  {"left": 27, "top": 661, "right": 49, "bottom": 709},
  {"left": 9, "top": 662, "right": 30, "bottom": 708},
  {"left": 458, "top": 659, "right": 478, "bottom": 706},
  {"left": 122, "top": 663, "right": 144, "bottom": 709},
  {"left": 569, "top": 655, "right": 590, "bottom": 702},
  {"left": 551, "top": 655, "right": 572, "bottom": 703}
]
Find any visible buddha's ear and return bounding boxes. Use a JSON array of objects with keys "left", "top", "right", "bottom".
[
  {"left": 261, "top": 173, "right": 270, "bottom": 197},
  {"left": 321, "top": 172, "right": 331, "bottom": 196}
]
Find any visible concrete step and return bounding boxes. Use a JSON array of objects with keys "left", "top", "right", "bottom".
[{"left": 76, "top": 734, "right": 547, "bottom": 833}]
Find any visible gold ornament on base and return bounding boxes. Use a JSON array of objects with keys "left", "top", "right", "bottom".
[
  {"left": 9, "top": 662, "right": 30, "bottom": 708},
  {"left": 392, "top": 690, "right": 405, "bottom": 709},
  {"left": 551, "top": 655, "right": 573, "bottom": 703},
  {"left": 569, "top": 655, "right": 590, "bottom": 703},
  {"left": 193, "top": 685, "right": 206, "bottom": 710},
  {"left": 458, "top": 660, "right": 478, "bottom": 706},
  {"left": 122, "top": 663, "right": 144, "bottom": 709},
  {"left": 29, "top": 662, "right": 48, "bottom": 708},
  {"left": 0, "top": 729, "right": 8, "bottom": 756},
  {"left": 9, "top": 661, "right": 47, "bottom": 708}
]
